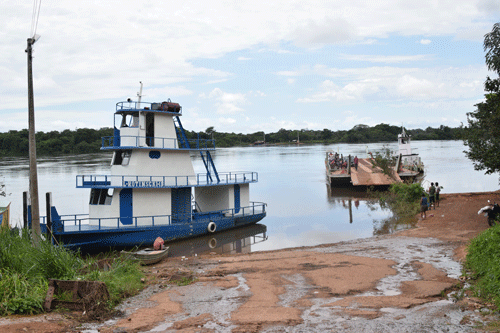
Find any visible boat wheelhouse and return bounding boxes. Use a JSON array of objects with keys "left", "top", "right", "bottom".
[
  {"left": 397, "top": 128, "right": 424, "bottom": 174},
  {"left": 34, "top": 96, "right": 266, "bottom": 251}
]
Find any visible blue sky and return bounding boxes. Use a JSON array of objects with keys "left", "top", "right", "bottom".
[{"left": 1, "top": 1, "right": 499, "bottom": 134}]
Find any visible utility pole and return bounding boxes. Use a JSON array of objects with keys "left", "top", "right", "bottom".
[{"left": 26, "top": 35, "right": 41, "bottom": 242}]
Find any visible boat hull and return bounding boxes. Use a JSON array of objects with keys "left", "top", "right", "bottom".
[
  {"left": 121, "top": 247, "right": 170, "bottom": 265},
  {"left": 49, "top": 213, "right": 266, "bottom": 252}
]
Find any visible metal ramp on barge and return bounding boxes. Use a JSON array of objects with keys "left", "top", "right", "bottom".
[
  {"left": 349, "top": 158, "right": 401, "bottom": 186},
  {"left": 326, "top": 154, "right": 403, "bottom": 188}
]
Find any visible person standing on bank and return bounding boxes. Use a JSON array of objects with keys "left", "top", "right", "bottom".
[
  {"left": 420, "top": 194, "right": 428, "bottom": 219},
  {"left": 354, "top": 156, "right": 359, "bottom": 171},
  {"left": 428, "top": 182, "right": 436, "bottom": 210},
  {"left": 435, "top": 182, "right": 441, "bottom": 207}
]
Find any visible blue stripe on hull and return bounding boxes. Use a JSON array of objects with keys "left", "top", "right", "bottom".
[{"left": 57, "top": 213, "right": 266, "bottom": 252}]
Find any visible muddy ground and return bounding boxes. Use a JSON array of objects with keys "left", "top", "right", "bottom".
[{"left": 2, "top": 191, "right": 500, "bottom": 332}]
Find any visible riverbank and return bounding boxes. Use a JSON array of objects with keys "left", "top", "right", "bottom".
[{"left": 1, "top": 191, "right": 499, "bottom": 332}]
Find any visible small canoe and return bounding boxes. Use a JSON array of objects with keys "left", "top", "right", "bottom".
[{"left": 122, "top": 247, "right": 169, "bottom": 265}]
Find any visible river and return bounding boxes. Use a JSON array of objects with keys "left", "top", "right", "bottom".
[{"left": 0, "top": 140, "right": 497, "bottom": 253}]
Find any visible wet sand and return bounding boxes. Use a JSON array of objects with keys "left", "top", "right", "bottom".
[{"left": 2, "top": 191, "right": 500, "bottom": 332}]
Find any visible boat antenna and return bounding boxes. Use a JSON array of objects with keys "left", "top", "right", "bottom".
[{"left": 137, "top": 81, "right": 143, "bottom": 108}]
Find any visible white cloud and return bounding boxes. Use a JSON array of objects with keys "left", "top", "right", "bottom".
[
  {"left": 340, "top": 54, "right": 431, "bottom": 63},
  {"left": 296, "top": 65, "right": 487, "bottom": 103},
  {"left": 0, "top": 0, "right": 496, "bottom": 134},
  {"left": 420, "top": 39, "right": 432, "bottom": 45},
  {"left": 0, "top": 110, "right": 111, "bottom": 133},
  {"left": 253, "top": 90, "right": 266, "bottom": 97},
  {"left": 343, "top": 114, "right": 374, "bottom": 128},
  {"left": 396, "top": 75, "right": 439, "bottom": 99},
  {"left": 291, "top": 17, "right": 358, "bottom": 47},
  {"left": 205, "top": 79, "right": 230, "bottom": 84},
  {"left": 218, "top": 117, "right": 237, "bottom": 125},
  {"left": 208, "top": 88, "right": 247, "bottom": 114}
]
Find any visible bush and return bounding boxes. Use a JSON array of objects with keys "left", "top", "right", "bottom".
[
  {"left": 373, "top": 183, "right": 426, "bottom": 218},
  {"left": 389, "top": 182, "right": 426, "bottom": 203},
  {"left": 465, "top": 225, "right": 500, "bottom": 308},
  {"left": 0, "top": 228, "right": 144, "bottom": 315}
]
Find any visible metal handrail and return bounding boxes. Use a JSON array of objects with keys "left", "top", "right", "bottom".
[
  {"left": 116, "top": 101, "right": 183, "bottom": 115},
  {"left": 45, "top": 202, "right": 267, "bottom": 232},
  {"left": 101, "top": 136, "right": 215, "bottom": 150},
  {"left": 76, "top": 172, "right": 259, "bottom": 188}
]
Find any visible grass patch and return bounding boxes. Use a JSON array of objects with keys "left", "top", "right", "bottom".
[
  {"left": 464, "top": 225, "right": 500, "bottom": 310},
  {"left": 173, "top": 277, "right": 197, "bottom": 286},
  {"left": 82, "top": 256, "right": 144, "bottom": 306},
  {"left": 0, "top": 228, "right": 144, "bottom": 316}
]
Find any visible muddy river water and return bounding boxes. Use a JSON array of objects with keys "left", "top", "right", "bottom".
[{"left": 0, "top": 140, "right": 497, "bottom": 253}]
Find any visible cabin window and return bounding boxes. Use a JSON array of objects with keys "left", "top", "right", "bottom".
[
  {"left": 120, "top": 113, "right": 139, "bottom": 128},
  {"left": 122, "top": 151, "right": 131, "bottom": 166},
  {"left": 90, "top": 188, "right": 113, "bottom": 205},
  {"left": 149, "top": 151, "right": 161, "bottom": 159},
  {"left": 112, "top": 151, "right": 123, "bottom": 165},
  {"left": 112, "top": 150, "right": 131, "bottom": 166},
  {"left": 131, "top": 114, "right": 139, "bottom": 127}
]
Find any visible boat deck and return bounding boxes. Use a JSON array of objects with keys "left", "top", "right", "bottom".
[
  {"left": 350, "top": 158, "right": 401, "bottom": 186},
  {"left": 327, "top": 158, "right": 406, "bottom": 187}
]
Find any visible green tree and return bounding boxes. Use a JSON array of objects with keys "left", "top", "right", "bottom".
[{"left": 463, "top": 23, "right": 500, "bottom": 178}]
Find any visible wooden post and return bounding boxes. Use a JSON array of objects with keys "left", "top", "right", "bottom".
[
  {"left": 348, "top": 155, "right": 351, "bottom": 175},
  {"left": 26, "top": 37, "right": 41, "bottom": 242},
  {"left": 23, "top": 191, "right": 28, "bottom": 229},
  {"left": 348, "top": 199, "right": 353, "bottom": 224},
  {"left": 46, "top": 192, "right": 52, "bottom": 234}
]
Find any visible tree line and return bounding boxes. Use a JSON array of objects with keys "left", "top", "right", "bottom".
[
  {"left": 0, "top": 124, "right": 463, "bottom": 157},
  {"left": 195, "top": 124, "right": 463, "bottom": 147}
]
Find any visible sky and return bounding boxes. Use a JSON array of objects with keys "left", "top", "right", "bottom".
[{"left": 1, "top": 1, "right": 499, "bottom": 135}]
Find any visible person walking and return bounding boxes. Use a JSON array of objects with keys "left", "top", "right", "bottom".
[
  {"left": 420, "top": 194, "right": 428, "bottom": 219},
  {"left": 435, "top": 182, "right": 441, "bottom": 207},
  {"left": 428, "top": 182, "right": 436, "bottom": 210}
]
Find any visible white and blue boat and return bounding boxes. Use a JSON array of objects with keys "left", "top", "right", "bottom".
[{"left": 33, "top": 94, "right": 266, "bottom": 251}]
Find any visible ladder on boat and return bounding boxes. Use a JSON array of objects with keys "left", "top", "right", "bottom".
[{"left": 173, "top": 116, "right": 220, "bottom": 184}]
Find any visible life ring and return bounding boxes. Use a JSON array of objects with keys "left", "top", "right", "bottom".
[
  {"left": 208, "top": 238, "right": 217, "bottom": 249},
  {"left": 207, "top": 222, "right": 216, "bottom": 233}
]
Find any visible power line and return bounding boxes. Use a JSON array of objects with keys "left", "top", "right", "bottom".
[{"left": 30, "top": 0, "right": 42, "bottom": 38}]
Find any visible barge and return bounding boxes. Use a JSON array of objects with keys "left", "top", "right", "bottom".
[{"left": 326, "top": 128, "right": 424, "bottom": 187}]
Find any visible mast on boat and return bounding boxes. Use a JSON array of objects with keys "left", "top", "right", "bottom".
[{"left": 137, "top": 81, "right": 143, "bottom": 108}]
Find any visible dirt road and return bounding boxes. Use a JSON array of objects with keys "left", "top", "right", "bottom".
[{"left": 2, "top": 191, "right": 500, "bottom": 332}]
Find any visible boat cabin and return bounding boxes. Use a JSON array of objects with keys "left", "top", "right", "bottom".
[{"left": 84, "top": 100, "right": 252, "bottom": 228}]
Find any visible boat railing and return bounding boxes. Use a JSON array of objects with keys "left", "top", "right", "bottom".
[
  {"left": 101, "top": 136, "right": 215, "bottom": 150},
  {"left": 197, "top": 171, "right": 258, "bottom": 184},
  {"left": 76, "top": 172, "right": 259, "bottom": 188},
  {"left": 221, "top": 201, "right": 266, "bottom": 217},
  {"left": 116, "top": 101, "right": 182, "bottom": 115},
  {"left": 45, "top": 202, "right": 266, "bottom": 232}
]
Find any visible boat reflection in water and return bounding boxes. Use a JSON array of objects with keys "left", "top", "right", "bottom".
[
  {"left": 165, "top": 223, "right": 268, "bottom": 258},
  {"left": 326, "top": 185, "right": 416, "bottom": 236}
]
